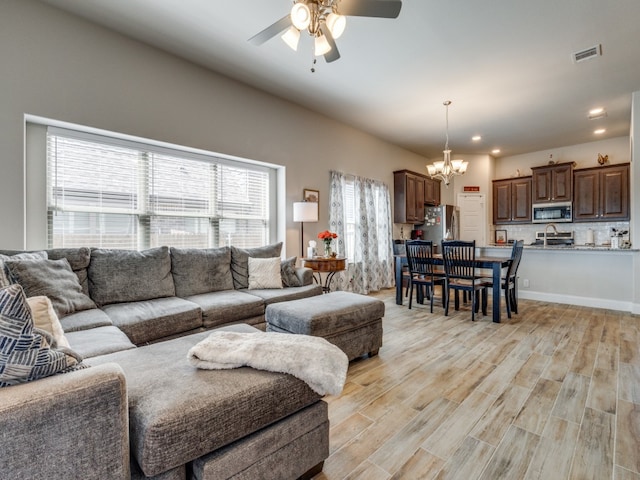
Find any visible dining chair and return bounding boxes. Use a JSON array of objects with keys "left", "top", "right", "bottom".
[
  {"left": 441, "top": 240, "right": 491, "bottom": 321},
  {"left": 483, "top": 239, "right": 524, "bottom": 318},
  {"left": 393, "top": 240, "right": 411, "bottom": 298},
  {"left": 405, "top": 240, "right": 447, "bottom": 312}
]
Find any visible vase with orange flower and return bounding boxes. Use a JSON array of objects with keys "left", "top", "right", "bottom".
[{"left": 318, "top": 230, "right": 338, "bottom": 258}]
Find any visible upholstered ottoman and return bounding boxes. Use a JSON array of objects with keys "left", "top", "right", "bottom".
[{"left": 266, "top": 291, "right": 384, "bottom": 361}]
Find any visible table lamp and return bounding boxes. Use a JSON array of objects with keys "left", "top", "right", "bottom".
[{"left": 293, "top": 201, "right": 318, "bottom": 257}]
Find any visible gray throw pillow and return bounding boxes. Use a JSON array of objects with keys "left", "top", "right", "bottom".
[
  {"left": 281, "top": 257, "right": 302, "bottom": 287},
  {"left": 5, "top": 258, "right": 97, "bottom": 319},
  {"left": 0, "top": 284, "right": 84, "bottom": 387},
  {"left": 47, "top": 247, "right": 92, "bottom": 296},
  {"left": 0, "top": 251, "right": 48, "bottom": 288},
  {"left": 88, "top": 247, "right": 175, "bottom": 306},
  {"left": 170, "top": 247, "right": 234, "bottom": 297},
  {"left": 230, "top": 242, "right": 283, "bottom": 289}
]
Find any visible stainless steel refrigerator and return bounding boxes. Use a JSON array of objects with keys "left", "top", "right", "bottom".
[{"left": 415, "top": 205, "right": 458, "bottom": 253}]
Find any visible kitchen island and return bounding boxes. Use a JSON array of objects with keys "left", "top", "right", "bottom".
[{"left": 481, "top": 244, "right": 638, "bottom": 312}]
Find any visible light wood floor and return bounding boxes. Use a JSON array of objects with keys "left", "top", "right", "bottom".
[{"left": 313, "top": 288, "right": 640, "bottom": 480}]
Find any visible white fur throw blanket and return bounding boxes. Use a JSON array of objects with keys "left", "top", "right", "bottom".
[{"left": 187, "top": 331, "right": 349, "bottom": 396}]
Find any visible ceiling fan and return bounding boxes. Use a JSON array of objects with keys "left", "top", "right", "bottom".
[{"left": 249, "top": 0, "right": 402, "bottom": 64}]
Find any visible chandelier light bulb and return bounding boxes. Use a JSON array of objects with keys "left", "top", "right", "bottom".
[
  {"left": 326, "top": 13, "right": 346, "bottom": 38},
  {"left": 291, "top": 3, "right": 311, "bottom": 30}
]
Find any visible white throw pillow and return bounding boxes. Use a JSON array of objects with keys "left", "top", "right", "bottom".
[
  {"left": 248, "top": 257, "right": 283, "bottom": 290},
  {"left": 26, "top": 295, "right": 70, "bottom": 348}
]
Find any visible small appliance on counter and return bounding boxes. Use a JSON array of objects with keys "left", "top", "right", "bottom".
[
  {"left": 530, "top": 231, "right": 574, "bottom": 247},
  {"left": 414, "top": 205, "right": 458, "bottom": 252}
]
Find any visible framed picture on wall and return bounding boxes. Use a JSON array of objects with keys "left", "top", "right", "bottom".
[
  {"left": 303, "top": 188, "right": 319, "bottom": 204},
  {"left": 495, "top": 229, "right": 507, "bottom": 244}
]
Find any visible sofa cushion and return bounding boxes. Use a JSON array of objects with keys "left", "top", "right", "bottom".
[
  {"left": 26, "top": 296, "right": 70, "bottom": 348},
  {"left": 170, "top": 247, "right": 234, "bottom": 297},
  {"left": 0, "top": 251, "right": 47, "bottom": 288},
  {"left": 245, "top": 284, "right": 323, "bottom": 306},
  {"left": 58, "top": 307, "right": 114, "bottom": 333},
  {"left": 280, "top": 257, "right": 302, "bottom": 287},
  {"left": 101, "top": 297, "right": 202, "bottom": 345},
  {"left": 88, "top": 247, "right": 175, "bottom": 306},
  {"left": 46, "top": 247, "right": 92, "bottom": 296},
  {"left": 0, "top": 284, "right": 82, "bottom": 387},
  {"left": 184, "top": 290, "right": 265, "bottom": 329},
  {"left": 230, "top": 243, "right": 282, "bottom": 289},
  {"left": 86, "top": 326, "right": 322, "bottom": 477},
  {"left": 248, "top": 257, "right": 282, "bottom": 290},
  {"left": 5, "top": 258, "right": 97, "bottom": 318},
  {"left": 65, "top": 325, "right": 136, "bottom": 359}
]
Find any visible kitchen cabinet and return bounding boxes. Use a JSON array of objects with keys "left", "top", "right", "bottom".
[
  {"left": 394, "top": 170, "right": 425, "bottom": 223},
  {"left": 492, "top": 176, "right": 532, "bottom": 224},
  {"left": 531, "top": 162, "right": 573, "bottom": 203},
  {"left": 573, "top": 163, "right": 629, "bottom": 222},
  {"left": 424, "top": 177, "right": 441, "bottom": 206}
]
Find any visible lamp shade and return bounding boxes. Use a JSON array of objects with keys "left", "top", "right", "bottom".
[{"left": 293, "top": 202, "right": 318, "bottom": 222}]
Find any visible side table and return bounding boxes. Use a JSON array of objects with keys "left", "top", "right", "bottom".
[{"left": 301, "top": 257, "right": 346, "bottom": 293}]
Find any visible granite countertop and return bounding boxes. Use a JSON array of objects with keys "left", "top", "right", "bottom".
[{"left": 487, "top": 243, "right": 637, "bottom": 252}]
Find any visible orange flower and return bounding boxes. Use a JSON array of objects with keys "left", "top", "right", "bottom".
[{"left": 318, "top": 230, "right": 338, "bottom": 240}]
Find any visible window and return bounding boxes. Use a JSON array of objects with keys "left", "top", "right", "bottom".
[{"left": 46, "top": 127, "right": 275, "bottom": 249}]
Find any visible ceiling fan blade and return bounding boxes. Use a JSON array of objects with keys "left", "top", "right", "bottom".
[
  {"left": 339, "top": 0, "right": 402, "bottom": 18},
  {"left": 320, "top": 24, "right": 341, "bottom": 63},
  {"left": 248, "top": 15, "right": 292, "bottom": 46}
]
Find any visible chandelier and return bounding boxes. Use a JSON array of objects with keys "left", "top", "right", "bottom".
[{"left": 426, "top": 101, "right": 468, "bottom": 186}]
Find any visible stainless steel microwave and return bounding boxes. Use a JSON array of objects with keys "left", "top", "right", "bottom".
[{"left": 532, "top": 201, "right": 572, "bottom": 223}]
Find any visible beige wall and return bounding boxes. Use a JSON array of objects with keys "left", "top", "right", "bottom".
[
  {"left": 494, "top": 136, "right": 631, "bottom": 178},
  {"left": 0, "top": 0, "right": 428, "bottom": 256}
]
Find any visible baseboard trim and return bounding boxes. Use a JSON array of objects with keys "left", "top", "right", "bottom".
[{"left": 518, "top": 290, "right": 634, "bottom": 313}]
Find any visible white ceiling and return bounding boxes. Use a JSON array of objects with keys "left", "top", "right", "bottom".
[{"left": 40, "top": 0, "right": 640, "bottom": 158}]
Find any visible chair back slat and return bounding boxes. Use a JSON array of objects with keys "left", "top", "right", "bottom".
[
  {"left": 405, "top": 240, "right": 436, "bottom": 276},
  {"left": 441, "top": 240, "right": 477, "bottom": 281},
  {"left": 506, "top": 239, "right": 524, "bottom": 279}
]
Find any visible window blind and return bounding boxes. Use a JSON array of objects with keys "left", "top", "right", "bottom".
[{"left": 46, "top": 128, "right": 273, "bottom": 249}]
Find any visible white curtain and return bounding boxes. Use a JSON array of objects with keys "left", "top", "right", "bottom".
[{"left": 328, "top": 170, "right": 394, "bottom": 294}]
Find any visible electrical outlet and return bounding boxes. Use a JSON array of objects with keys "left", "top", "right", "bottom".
[{"left": 522, "top": 279, "right": 530, "bottom": 288}]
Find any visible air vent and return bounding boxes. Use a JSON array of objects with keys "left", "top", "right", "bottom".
[{"left": 573, "top": 44, "right": 601, "bottom": 63}]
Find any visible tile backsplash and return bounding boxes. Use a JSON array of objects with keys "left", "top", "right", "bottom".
[{"left": 494, "top": 221, "right": 630, "bottom": 246}]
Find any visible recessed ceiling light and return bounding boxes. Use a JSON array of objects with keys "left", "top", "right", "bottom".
[
  {"left": 472, "top": 135, "right": 482, "bottom": 141},
  {"left": 588, "top": 107, "right": 607, "bottom": 120},
  {"left": 491, "top": 149, "right": 501, "bottom": 154},
  {"left": 594, "top": 128, "right": 606, "bottom": 135}
]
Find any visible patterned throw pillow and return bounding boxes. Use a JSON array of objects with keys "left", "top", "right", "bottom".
[
  {"left": 0, "top": 284, "right": 83, "bottom": 387},
  {"left": 280, "top": 257, "right": 302, "bottom": 287},
  {"left": 247, "top": 257, "right": 283, "bottom": 290}
]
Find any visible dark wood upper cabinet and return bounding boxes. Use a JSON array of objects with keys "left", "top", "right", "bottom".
[
  {"left": 573, "top": 163, "right": 629, "bottom": 222},
  {"left": 424, "top": 176, "right": 441, "bottom": 206},
  {"left": 532, "top": 162, "right": 573, "bottom": 203},
  {"left": 394, "top": 170, "right": 441, "bottom": 223},
  {"left": 492, "top": 176, "right": 532, "bottom": 224}
]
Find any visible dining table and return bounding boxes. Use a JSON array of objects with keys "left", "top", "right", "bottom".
[{"left": 394, "top": 253, "right": 511, "bottom": 323}]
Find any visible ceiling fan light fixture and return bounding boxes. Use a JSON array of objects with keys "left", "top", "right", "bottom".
[
  {"left": 281, "top": 26, "right": 301, "bottom": 51},
  {"left": 314, "top": 34, "right": 332, "bottom": 56},
  {"left": 291, "top": 2, "right": 311, "bottom": 30},
  {"left": 326, "top": 12, "right": 346, "bottom": 39}
]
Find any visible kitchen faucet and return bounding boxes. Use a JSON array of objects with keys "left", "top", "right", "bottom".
[{"left": 543, "top": 223, "right": 558, "bottom": 247}]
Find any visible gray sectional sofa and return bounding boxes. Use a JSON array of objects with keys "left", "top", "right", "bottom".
[{"left": 0, "top": 243, "right": 329, "bottom": 479}]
